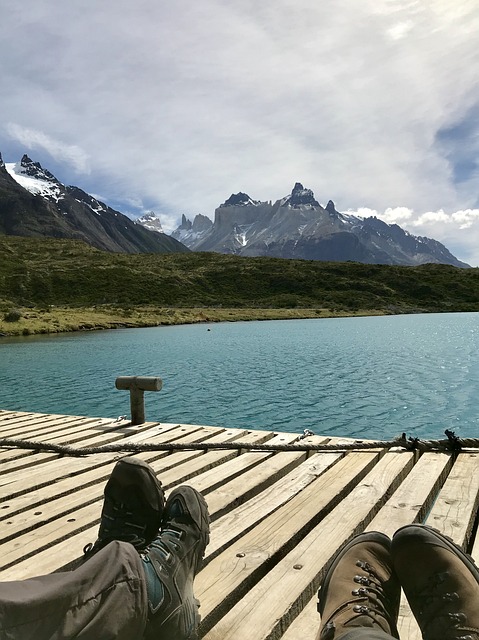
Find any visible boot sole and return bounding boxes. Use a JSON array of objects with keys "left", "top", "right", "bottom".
[{"left": 392, "top": 524, "right": 479, "bottom": 584}]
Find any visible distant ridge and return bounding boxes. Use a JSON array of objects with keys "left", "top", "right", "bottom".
[
  {"left": 0, "top": 153, "right": 188, "bottom": 255},
  {"left": 170, "top": 182, "right": 469, "bottom": 267}
]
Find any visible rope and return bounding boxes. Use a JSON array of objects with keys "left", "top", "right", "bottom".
[{"left": 0, "top": 430, "right": 477, "bottom": 457}]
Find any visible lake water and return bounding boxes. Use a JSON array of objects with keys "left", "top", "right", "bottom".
[{"left": 1, "top": 313, "right": 478, "bottom": 441}]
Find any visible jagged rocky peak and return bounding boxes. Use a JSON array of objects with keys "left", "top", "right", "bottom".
[
  {"left": 220, "top": 192, "right": 259, "bottom": 207},
  {"left": 192, "top": 213, "right": 213, "bottom": 231},
  {"left": 326, "top": 200, "right": 337, "bottom": 214},
  {"left": 135, "top": 211, "right": 163, "bottom": 233},
  {"left": 20, "top": 154, "right": 59, "bottom": 183},
  {"left": 0, "top": 151, "right": 4, "bottom": 169},
  {"left": 178, "top": 214, "right": 192, "bottom": 230},
  {"left": 139, "top": 211, "right": 159, "bottom": 223},
  {"left": 175, "top": 214, "right": 212, "bottom": 232},
  {"left": 287, "top": 182, "right": 320, "bottom": 207}
]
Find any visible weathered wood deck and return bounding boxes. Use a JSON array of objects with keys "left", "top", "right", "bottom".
[{"left": 1, "top": 409, "right": 479, "bottom": 640}]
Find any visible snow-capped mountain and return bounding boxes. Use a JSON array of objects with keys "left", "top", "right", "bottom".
[
  {"left": 135, "top": 212, "right": 164, "bottom": 234},
  {"left": 171, "top": 182, "right": 469, "bottom": 267},
  {"left": 0, "top": 153, "right": 188, "bottom": 255},
  {"left": 171, "top": 213, "right": 213, "bottom": 246}
]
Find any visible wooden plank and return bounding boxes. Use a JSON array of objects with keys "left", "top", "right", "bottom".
[
  {"left": 366, "top": 452, "right": 451, "bottom": 536},
  {"left": 425, "top": 453, "right": 479, "bottom": 546},
  {"left": 205, "top": 452, "right": 343, "bottom": 563},
  {"left": 0, "top": 425, "right": 206, "bottom": 506},
  {"left": 0, "top": 424, "right": 209, "bottom": 498},
  {"left": 181, "top": 434, "right": 282, "bottom": 496},
  {"left": 280, "top": 595, "right": 319, "bottom": 640},
  {"left": 281, "top": 453, "right": 449, "bottom": 640},
  {"left": 0, "top": 429, "right": 275, "bottom": 575},
  {"left": 200, "top": 451, "right": 412, "bottom": 640},
  {"left": 196, "top": 451, "right": 380, "bottom": 632},
  {"left": 0, "top": 415, "right": 111, "bottom": 439},
  {"left": 203, "top": 451, "right": 306, "bottom": 521},
  {"left": 1, "top": 526, "right": 97, "bottom": 579},
  {"left": 396, "top": 453, "right": 479, "bottom": 640},
  {"left": 157, "top": 430, "right": 280, "bottom": 491},
  {"left": 0, "top": 420, "right": 173, "bottom": 475},
  {"left": 1, "top": 452, "right": 378, "bottom": 581},
  {"left": 0, "top": 427, "right": 249, "bottom": 543}
]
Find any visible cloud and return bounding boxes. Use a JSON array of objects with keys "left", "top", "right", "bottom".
[
  {"left": 1, "top": 0, "right": 479, "bottom": 263},
  {"left": 350, "top": 205, "right": 479, "bottom": 266},
  {"left": 5, "top": 124, "right": 89, "bottom": 174}
]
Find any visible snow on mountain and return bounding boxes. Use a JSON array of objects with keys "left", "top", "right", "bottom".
[
  {"left": 5, "top": 155, "right": 64, "bottom": 202},
  {"left": 1, "top": 152, "right": 189, "bottom": 255},
  {"left": 171, "top": 184, "right": 469, "bottom": 267},
  {"left": 135, "top": 212, "right": 164, "bottom": 234},
  {"left": 170, "top": 213, "right": 213, "bottom": 245}
]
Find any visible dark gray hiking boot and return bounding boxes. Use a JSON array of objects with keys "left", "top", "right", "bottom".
[
  {"left": 317, "top": 531, "right": 400, "bottom": 640},
  {"left": 142, "top": 485, "right": 210, "bottom": 640},
  {"left": 84, "top": 457, "right": 164, "bottom": 555},
  {"left": 392, "top": 524, "right": 479, "bottom": 640}
]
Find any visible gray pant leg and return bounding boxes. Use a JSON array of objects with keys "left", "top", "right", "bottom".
[
  {"left": 336, "top": 629, "right": 398, "bottom": 640},
  {"left": 0, "top": 541, "right": 148, "bottom": 640}
]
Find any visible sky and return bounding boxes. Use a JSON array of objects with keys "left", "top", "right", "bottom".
[{"left": 1, "top": 0, "right": 479, "bottom": 265}]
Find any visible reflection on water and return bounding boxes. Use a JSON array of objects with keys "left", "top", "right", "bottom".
[{"left": 1, "top": 313, "right": 479, "bottom": 440}]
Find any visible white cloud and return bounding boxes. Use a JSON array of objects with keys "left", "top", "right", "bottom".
[
  {"left": 1, "top": 0, "right": 479, "bottom": 263},
  {"left": 6, "top": 124, "right": 89, "bottom": 174},
  {"left": 350, "top": 205, "right": 479, "bottom": 265},
  {"left": 410, "top": 210, "right": 451, "bottom": 226},
  {"left": 451, "top": 209, "right": 479, "bottom": 230},
  {"left": 349, "top": 207, "right": 414, "bottom": 224},
  {"left": 386, "top": 20, "right": 415, "bottom": 40}
]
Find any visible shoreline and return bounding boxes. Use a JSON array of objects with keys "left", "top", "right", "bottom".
[{"left": 0, "top": 305, "right": 390, "bottom": 337}]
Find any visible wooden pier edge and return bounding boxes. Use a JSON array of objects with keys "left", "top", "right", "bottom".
[{"left": 1, "top": 408, "right": 479, "bottom": 640}]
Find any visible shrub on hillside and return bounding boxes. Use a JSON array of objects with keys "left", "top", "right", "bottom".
[{"left": 4, "top": 309, "right": 21, "bottom": 322}]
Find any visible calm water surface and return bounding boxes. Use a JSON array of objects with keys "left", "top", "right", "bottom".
[{"left": 1, "top": 313, "right": 478, "bottom": 440}]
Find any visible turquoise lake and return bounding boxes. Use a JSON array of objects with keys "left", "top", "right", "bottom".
[{"left": 1, "top": 313, "right": 478, "bottom": 440}]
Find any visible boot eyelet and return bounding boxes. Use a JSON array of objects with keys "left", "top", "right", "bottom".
[{"left": 353, "top": 605, "right": 369, "bottom": 613}]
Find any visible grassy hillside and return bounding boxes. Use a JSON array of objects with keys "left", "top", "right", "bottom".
[{"left": 1, "top": 235, "right": 478, "bottom": 335}]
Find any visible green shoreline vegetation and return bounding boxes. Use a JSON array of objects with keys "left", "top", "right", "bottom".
[
  {"left": 0, "top": 305, "right": 386, "bottom": 337},
  {"left": 1, "top": 235, "right": 479, "bottom": 337}
]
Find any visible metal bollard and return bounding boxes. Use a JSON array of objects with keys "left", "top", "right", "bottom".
[{"left": 115, "top": 376, "right": 163, "bottom": 425}]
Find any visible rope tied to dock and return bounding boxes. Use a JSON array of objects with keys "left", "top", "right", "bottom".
[{"left": 0, "top": 430, "right": 477, "bottom": 457}]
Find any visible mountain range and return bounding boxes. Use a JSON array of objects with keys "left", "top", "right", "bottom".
[
  {"left": 0, "top": 153, "right": 187, "bottom": 254},
  {"left": 0, "top": 153, "right": 469, "bottom": 267},
  {"left": 170, "top": 182, "right": 469, "bottom": 267}
]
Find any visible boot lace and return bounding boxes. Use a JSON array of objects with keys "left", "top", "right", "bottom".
[
  {"left": 412, "top": 572, "right": 478, "bottom": 640},
  {"left": 346, "top": 560, "right": 395, "bottom": 626},
  {"left": 83, "top": 502, "right": 148, "bottom": 555},
  {"left": 322, "top": 558, "right": 395, "bottom": 640}
]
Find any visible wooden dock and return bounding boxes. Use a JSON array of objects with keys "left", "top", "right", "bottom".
[{"left": 1, "top": 408, "right": 479, "bottom": 640}]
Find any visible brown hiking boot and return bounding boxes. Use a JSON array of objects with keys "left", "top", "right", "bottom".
[
  {"left": 317, "top": 531, "right": 400, "bottom": 639},
  {"left": 392, "top": 524, "right": 479, "bottom": 640},
  {"left": 142, "top": 485, "right": 210, "bottom": 640}
]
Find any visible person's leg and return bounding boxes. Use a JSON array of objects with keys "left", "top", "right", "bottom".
[
  {"left": 0, "top": 456, "right": 164, "bottom": 640},
  {"left": 142, "top": 485, "right": 210, "bottom": 640},
  {"left": 0, "top": 540, "right": 147, "bottom": 640},
  {"left": 328, "top": 631, "right": 397, "bottom": 640},
  {"left": 392, "top": 524, "right": 479, "bottom": 640},
  {"left": 316, "top": 531, "right": 400, "bottom": 640}
]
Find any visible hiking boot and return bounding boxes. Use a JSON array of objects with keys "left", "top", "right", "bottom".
[
  {"left": 392, "top": 524, "right": 479, "bottom": 640},
  {"left": 142, "top": 485, "right": 210, "bottom": 640},
  {"left": 85, "top": 457, "right": 164, "bottom": 555},
  {"left": 317, "top": 531, "right": 400, "bottom": 640}
]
